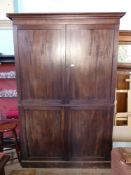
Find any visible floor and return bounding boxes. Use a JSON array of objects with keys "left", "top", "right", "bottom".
[
  {"left": 5, "top": 160, "right": 111, "bottom": 175},
  {"left": 5, "top": 160, "right": 21, "bottom": 175}
]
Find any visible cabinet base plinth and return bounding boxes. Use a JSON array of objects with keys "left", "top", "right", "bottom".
[{"left": 20, "top": 160, "right": 110, "bottom": 168}]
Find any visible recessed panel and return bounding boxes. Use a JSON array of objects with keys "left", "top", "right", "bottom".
[
  {"left": 18, "top": 27, "right": 65, "bottom": 100},
  {"left": 68, "top": 109, "right": 113, "bottom": 160},
  {"left": 67, "top": 28, "right": 114, "bottom": 101},
  {"left": 24, "top": 109, "right": 65, "bottom": 159}
]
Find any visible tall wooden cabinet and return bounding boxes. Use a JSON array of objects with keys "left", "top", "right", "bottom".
[{"left": 7, "top": 13, "right": 124, "bottom": 167}]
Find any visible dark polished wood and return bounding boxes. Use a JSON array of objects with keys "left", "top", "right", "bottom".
[
  {"left": 7, "top": 13, "right": 125, "bottom": 168},
  {"left": 21, "top": 160, "right": 111, "bottom": 168}
]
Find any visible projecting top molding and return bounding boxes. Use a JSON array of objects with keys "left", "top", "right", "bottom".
[{"left": 7, "top": 12, "right": 125, "bottom": 25}]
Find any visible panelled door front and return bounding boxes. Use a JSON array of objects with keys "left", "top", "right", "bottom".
[
  {"left": 17, "top": 24, "right": 66, "bottom": 160},
  {"left": 17, "top": 23, "right": 115, "bottom": 162},
  {"left": 66, "top": 25, "right": 115, "bottom": 161}
]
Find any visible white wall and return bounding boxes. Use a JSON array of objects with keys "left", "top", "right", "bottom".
[
  {"left": 1, "top": 0, "right": 131, "bottom": 55},
  {"left": 0, "top": 29, "right": 14, "bottom": 55},
  {"left": 18, "top": 0, "right": 131, "bottom": 30}
]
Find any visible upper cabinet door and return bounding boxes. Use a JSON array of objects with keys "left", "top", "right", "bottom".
[
  {"left": 66, "top": 25, "right": 115, "bottom": 105},
  {"left": 17, "top": 25, "right": 65, "bottom": 103}
]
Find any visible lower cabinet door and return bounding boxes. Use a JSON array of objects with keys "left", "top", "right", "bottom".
[
  {"left": 20, "top": 106, "right": 113, "bottom": 166},
  {"left": 67, "top": 108, "right": 113, "bottom": 161},
  {"left": 21, "top": 108, "right": 65, "bottom": 160}
]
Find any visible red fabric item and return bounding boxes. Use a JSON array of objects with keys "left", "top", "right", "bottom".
[{"left": 6, "top": 109, "right": 19, "bottom": 119}]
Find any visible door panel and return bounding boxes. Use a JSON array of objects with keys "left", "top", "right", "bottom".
[
  {"left": 18, "top": 26, "right": 65, "bottom": 101},
  {"left": 66, "top": 27, "right": 114, "bottom": 103},
  {"left": 23, "top": 109, "right": 65, "bottom": 159},
  {"left": 68, "top": 109, "right": 113, "bottom": 161},
  {"left": 17, "top": 25, "right": 66, "bottom": 160},
  {"left": 66, "top": 25, "right": 114, "bottom": 161}
]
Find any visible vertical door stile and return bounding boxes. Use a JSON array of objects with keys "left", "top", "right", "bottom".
[
  {"left": 62, "top": 24, "right": 66, "bottom": 105},
  {"left": 65, "top": 25, "right": 70, "bottom": 105},
  {"left": 66, "top": 25, "right": 71, "bottom": 105},
  {"left": 64, "top": 25, "right": 71, "bottom": 160}
]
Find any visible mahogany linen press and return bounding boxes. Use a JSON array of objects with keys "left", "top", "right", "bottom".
[{"left": 7, "top": 13, "right": 124, "bottom": 167}]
